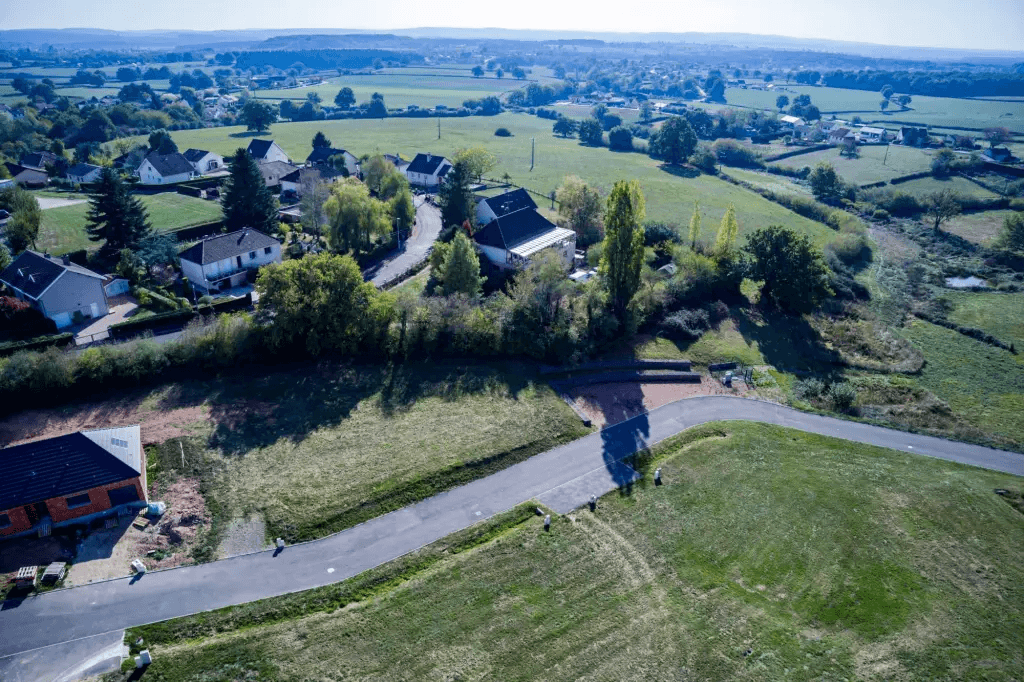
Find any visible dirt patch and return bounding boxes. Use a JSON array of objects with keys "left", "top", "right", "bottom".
[
  {"left": 567, "top": 376, "right": 750, "bottom": 428},
  {"left": 217, "top": 515, "right": 268, "bottom": 559},
  {"left": 64, "top": 478, "right": 210, "bottom": 585}
]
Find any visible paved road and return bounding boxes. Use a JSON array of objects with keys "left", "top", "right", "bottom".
[
  {"left": 368, "top": 197, "right": 442, "bottom": 287},
  {"left": 1, "top": 396, "right": 1021, "bottom": 659}
]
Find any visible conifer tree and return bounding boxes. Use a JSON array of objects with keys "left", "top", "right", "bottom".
[
  {"left": 222, "top": 148, "right": 278, "bottom": 234},
  {"left": 440, "top": 231, "right": 484, "bottom": 297},
  {"left": 85, "top": 168, "right": 151, "bottom": 260}
]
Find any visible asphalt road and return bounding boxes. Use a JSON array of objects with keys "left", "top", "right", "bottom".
[
  {"left": 1, "top": 396, "right": 1021, "bottom": 659},
  {"left": 368, "top": 196, "right": 442, "bottom": 287}
]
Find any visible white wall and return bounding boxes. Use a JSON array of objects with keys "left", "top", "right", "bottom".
[
  {"left": 138, "top": 160, "right": 193, "bottom": 185},
  {"left": 260, "top": 144, "right": 290, "bottom": 164}
]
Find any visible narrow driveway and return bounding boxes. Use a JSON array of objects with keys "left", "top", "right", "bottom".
[
  {"left": 368, "top": 197, "right": 442, "bottom": 287},
  {"left": 1, "top": 396, "right": 1021, "bottom": 658},
  {"left": 36, "top": 197, "right": 88, "bottom": 210}
]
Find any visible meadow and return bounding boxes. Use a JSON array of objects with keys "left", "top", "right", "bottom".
[
  {"left": 942, "top": 209, "right": 1018, "bottom": 245},
  {"left": 36, "top": 191, "right": 223, "bottom": 254},
  {"left": 154, "top": 113, "right": 838, "bottom": 244},
  {"left": 253, "top": 73, "right": 521, "bottom": 109},
  {"left": 944, "top": 291, "right": 1024, "bottom": 348},
  {"left": 121, "top": 421, "right": 1024, "bottom": 682},
  {"left": 888, "top": 176, "right": 1001, "bottom": 199},
  {"left": 774, "top": 144, "right": 935, "bottom": 185}
]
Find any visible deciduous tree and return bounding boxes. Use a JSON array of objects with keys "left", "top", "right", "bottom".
[
  {"left": 439, "top": 231, "right": 484, "bottom": 297},
  {"left": 453, "top": 147, "right": 498, "bottom": 182},
  {"left": 578, "top": 118, "right": 604, "bottom": 146},
  {"left": 744, "top": 225, "right": 832, "bottom": 313},
  {"left": 0, "top": 186, "right": 41, "bottom": 254},
  {"left": 648, "top": 116, "right": 697, "bottom": 165},
  {"left": 687, "top": 201, "right": 701, "bottom": 249},
  {"left": 556, "top": 175, "right": 604, "bottom": 247},
  {"left": 714, "top": 205, "right": 738, "bottom": 257},
  {"left": 324, "top": 178, "right": 391, "bottom": 255},
  {"left": 147, "top": 129, "right": 178, "bottom": 154},
  {"left": 239, "top": 99, "right": 277, "bottom": 132},
  {"left": 600, "top": 180, "right": 646, "bottom": 319},
  {"left": 996, "top": 212, "right": 1024, "bottom": 252},
  {"left": 334, "top": 87, "right": 355, "bottom": 109},
  {"left": 923, "top": 189, "right": 961, "bottom": 232}
]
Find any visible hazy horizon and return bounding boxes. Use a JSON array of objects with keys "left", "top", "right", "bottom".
[{"left": 1, "top": 0, "right": 1022, "bottom": 52}]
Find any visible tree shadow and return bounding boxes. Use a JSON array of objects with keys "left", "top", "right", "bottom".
[
  {"left": 228, "top": 131, "right": 265, "bottom": 139},
  {"left": 735, "top": 308, "right": 844, "bottom": 376},
  {"left": 595, "top": 386, "right": 650, "bottom": 497},
  {"left": 657, "top": 164, "right": 701, "bottom": 179}
]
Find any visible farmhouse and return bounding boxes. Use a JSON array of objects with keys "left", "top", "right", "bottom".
[
  {"left": 384, "top": 153, "right": 409, "bottom": 173},
  {"left": 246, "top": 139, "right": 291, "bottom": 164},
  {"left": 0, "top": 426, "right": 147, "bottom": 539},
  {"left": 828, "top": 127, "right": 852, "bottom": 145},
  {"left": 779, "top": 115, "right": 806, "bottom": 129},
  {"left": 403, "top": 153, "right": 453, "bottom": 188},
  {"left": 65, "top": 163, "right": 103, "bottom": 184},
  {"left": 178, "top": 228, "right": 281, "bottom": 294},
  {"left": 983, "top": 147, "right": 1014, "bottom": 163},
  {"left": 305, "top": 147, "right": 358, "bottom": 176},
  {"left": 182, "top": 148, "right": 225, "bottom": 175},
  {"left": 3, "top": 163, "right": 48, "bottom": 188},
  {"left": 896, "top": 126, "right": 930, "bottom": 147},
  {"left": 0, "top": 250, "right": 109, "bottom": 328},
  {"left": 473, "top": 189, "right": 575, "bottom": 270},
  {"left": 138, "top": 151, "right": 199, "bottom": 185},
  {"left": 818, "top": 119, "right": 849, "bottom": 135},
  {"left": 258, "top": 160, "right": 300, "bottom": 190},
  {"left": 857, "top": 127, "right": 887, "bottom": 143}
]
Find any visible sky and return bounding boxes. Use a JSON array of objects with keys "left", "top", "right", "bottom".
[{"left": 2, "top": 0, "right": 1023, "bottom": 51}]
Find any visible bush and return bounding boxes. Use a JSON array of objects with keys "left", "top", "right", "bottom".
[
  {"left": 692, "top": 145, "right": 718, "bottom": 174},
  {"left": 494, "top": 127, "right": 512, "bottom": 137},
  {"left": 643, "top": 221, "right": 682, "bottom": 247},
  {"left": 794, "top": 378, "right": 826, "bottom": 401},
  {"left": 827, "top": 382, "right": 857, "bottom": 411},
  {"left": 826, "top": 232, "right": 871, "bottom": 267},
  {"left": 872, "top": 208, "right": 891, "bottom": 222},
  {"left": 711, "top": 139, "right": 764, "bottom": 168},
  {"left": 660, "top": 308, "right": 711, "bottom": 340}
]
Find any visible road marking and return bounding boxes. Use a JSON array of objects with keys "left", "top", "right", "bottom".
[
  {"left": 327, "top": 567, "right": 334, "bottom": 574},
  {"left": 475, "top": 511, "right": 481, "bottom": 516}
]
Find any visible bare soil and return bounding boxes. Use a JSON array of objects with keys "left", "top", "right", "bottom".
[{"left": 567, "top": 376, "right": 751, "bottom": 428}]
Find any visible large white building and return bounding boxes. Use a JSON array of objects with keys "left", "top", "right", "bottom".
[{"left": 137, "top": 152, "right": 198, "bottom": 185}]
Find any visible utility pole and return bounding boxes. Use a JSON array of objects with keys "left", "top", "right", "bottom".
[
  {"left": 530, "top": 137, "right": 535, "bottom": 172},
  {"left": 883, "top": 143, "right": 890, "bottom": 166},
  {"left": 437, "top": 118, "right": 441, "bottom": 140}
]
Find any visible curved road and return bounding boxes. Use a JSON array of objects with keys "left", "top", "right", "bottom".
[
  {"left": 1, "top": 396, "right": 1021, "bottom": 660},
  {"left": 368, "top": 196, "right": 442, "bottom": 287}
]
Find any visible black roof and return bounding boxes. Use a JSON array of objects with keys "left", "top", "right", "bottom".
[
  {"left": 246, "top": 139, "right": 279, "bottom": 159},
  {"left": 480, "top": 188, "right": 537, "bottom": 219},
  {"left": 66, "top": 163, "right": 100, "bottom": 177},
  {"left": 4, "top": 163, "right": 48, "bottom": 186},
  {"left": 305, "top": 147, "right": 350, "bottom": 164},
  {"left": 178, "top": 229, "right": 279, "bottom": 265},
  {"left": 182, "top": 148, "right": 213, "bottom": 162},
  {"left": 406, "top": 153, "right": 450, "bottom": 176},
  {"left": 20, "top": 151, "right": 58, "bottom": 170},
  {"left": 0, "top": 250, "right": 103, "bottom": 300},
  {"left": 0, "top": 432, "right": 141, "bottom": 511},
  {"left": 143, "top": 151, "right": 194, "bottom": 177},
  {"left": 474, "top": 209, "right": 558, "bottom": 251}
]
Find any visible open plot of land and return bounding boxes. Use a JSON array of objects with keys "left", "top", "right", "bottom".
[
  {"left": 35, "top": 191, "right": 222, "bottom": 255},
  {"left": 941, "top": 209, "right": 1018, "bottom": 246},
  {"left": 723, "top": 167, "right": 812, "bottom": 197},
  {"left": 888, "top": 176, "right": 1001, "bottom": 200},
  {"left": 551, "top": 102, "right": 641, "bottom": 123},
  {"left": 254, "top": 73, "right": 520, "bottom": 109},
  {"left": 774, "top": 144, "right": 935, "bottom": 184},
  {"left": 944, "top": 291, "right": 1024, "bottom": 349},
  {"left": 122, "top": 421, "right": 1024, "bottom": 682},
  {"left": 154, "top": 113, "right": 837, "bottom": 244}
]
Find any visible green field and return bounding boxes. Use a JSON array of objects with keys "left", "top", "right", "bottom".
[
  {"left": 942, "top": 209, "right": 1018, "bottom": 245},
  {"left": 774, "top": 144, "right": 935, "bottom": 185},
  {"left": 147, "top": 362, "right": 589, "bottom": 544},
  {"left": 254, "top": 73, "right": 521, "bottom": 109},
  {"left": 724, "top": 167, "right": 813, "bottom": 197},
  {"left": 121, "top": 422, "right": 1024, "bottom": 682},
  {"left": 152, "top": 113, "right": 837, "bottom": 244},
  {"left": 945, "top": 291, "right": 1024, "bottom": 348},
  {"left": 36, "top": 192, "right": 223, "bottom": 255},
  {"left": 551, "top": 103, "right": 642, "bottom": 123},
  {"left": 889, "top": 176, "right": 1001, "bottom": 200}
]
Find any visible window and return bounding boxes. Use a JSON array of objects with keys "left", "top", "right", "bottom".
[
  {"left": 264, "top": 247, "right": 272, "bottom": 255},
  {"left": 65, "top": 493, "right": 91, "bottom": 509},
  {"left": 249, "top": 251, "right": 257, "bottom": 260},
  {"left": 111, "top": 437, "right": 128, "bottom": 448},
  {"left": 0, "top": 513, "right": 10, "bottom": 529}
]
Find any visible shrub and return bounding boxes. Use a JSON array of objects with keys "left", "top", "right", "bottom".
[
  {"left": 643, "top": 221, "right": 682, "bottom": 247},
  {"left": 692, "top": 145, "right": 717, "bottom": 174},
  {"left": 794, "top": 378, "right": 825, "bottom": 401},
  {"left": 872, "top": 208, "right": 890, "bottom": 222},
  {"left": 711, "top": 139, "right": 764, "bottom": 168},
  {"left": 660, "top": 308, "right": 711, "bottom": 340},
  {"left": 827, "top": 382, "right": 857, "bottom": 411},
  {"left": 826, "top": 232, "right": 871, "bottom": 266},
  {"left": 494, "top": 127, "right": 512, "bottom": 137}
]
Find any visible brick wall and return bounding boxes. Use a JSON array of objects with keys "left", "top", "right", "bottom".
[
  {"left": 0, "top": 505, "right": 32, "bottom": 537},
  {"left": 44, "top": 477, "right": 145, "bottom": 524}
]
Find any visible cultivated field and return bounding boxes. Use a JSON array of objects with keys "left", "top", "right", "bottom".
[
  {"left": 120, "top": 421, "right": 1024, "bottom": 682},
  {"left": 153, "top": 113, "right": 838, "bottom": 244},
  {"left": 773, "top": 144, "right": 935, "bottom": 185},
  {"left": 35, "top": 191, "right": 223, "bottom": 255}
]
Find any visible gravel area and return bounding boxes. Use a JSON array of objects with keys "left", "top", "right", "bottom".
[{"left": 217, "top": 515, "right": 267, "bottom": 558}]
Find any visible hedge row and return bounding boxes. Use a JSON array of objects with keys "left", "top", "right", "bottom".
[
  {"left": 889, "top": 171, "right": 934, "bottom": 185},
  {"left": 763, "top": 144, "right": 833, "bottom": 163},
  {"left": 719, "top": 170, "right": 840, "bottom": 228},
  {"left": 108, "top": 294, "right": 253, "bottom": 340},
  {"left": 914, "top": 311, "right": 1017, "bottom": 353},
  {"left": 0, "top": 333, "right": 75, "bottom": 357}
]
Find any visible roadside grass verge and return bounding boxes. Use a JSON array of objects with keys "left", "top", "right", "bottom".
[{"left": 111, "top": 422, "right": 1024, "bottom": 681}]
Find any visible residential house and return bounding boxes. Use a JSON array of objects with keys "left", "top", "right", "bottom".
[
  {"left": 403, "top": 153, "right": 453, "bottom": 188},
  {"left": 246, "top": 139, "right": 291, "bottom": 164},
  {"left": 857, "top": 127, "right": 887, "bottom": 143},
  {"left": 280, "top": 166, "right": 344, "bottom": 196},
  {"left": 779, "top": 115, "right": 806, "bottom": 129},
  {"left": 258, "top": 160, "right": 300, "bottom": 190},
  {"left": 65, "top": 163, "right": 103, "bottom": 184},
  {"left": 473, "top": 189, "right": 576, "bottom": 270},
  {"left": 137, "top": 151, "right": 199, "bottom": 185},
  {"left": 983, "top": 147, "right": 1014, "bottom": 163},
  {"left": 178, "top": 228, "right": 281, "bottom": 294},
  {"left": 305, "top": 147, "right": 358, "bottom": 176},
  {"left": 0, "top": 426, "right": 147, "bottom": 539},
  {"left": 0, "top": 250, "right": 109, "bottom": 328},
  {"left": 3, "top": 163, "right": 48, "bottom": 188},
  {"left": 818, "top": 119, "right": 848, "bottom": 135},
  {"left": 896, "top": 127, "right": 930, "bottom": 147},
  {"left": 19, "top": 150, "right": 59, "bottom": 170},
  {"left": 828, "top": 128, "right": 853, "bottom": 145},
  {"left": 182, "top": 148, "right": 225, "bottom": 175},
  {"left": 384, "top": 153, "right": 409, "bottom": 174}
]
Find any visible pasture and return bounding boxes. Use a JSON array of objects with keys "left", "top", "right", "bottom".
[
  {"left": 774, "top": 144, "right": 935, "bottom": 185},
  {"left": 888, "top": 176, "right": 1001, "bottom": 199},
  {"left": 944, "top": 291, "right": 1024, "bottom": 349},
  {"left": 124, "top": 421, "right": 1024, "bottom": 682},
  {"left": 941, "top": 209, "right": 1018, "bottom": 245},
  {"left": 35, "top": 191, "right": 223, "bottom": 255},
  {"left": 153, "top": 113, "right": 838, "bottom": 245},
  {"left": 253, "top": 73, "right": 521, "bottom": 109}
]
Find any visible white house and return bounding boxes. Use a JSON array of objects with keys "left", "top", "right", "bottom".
[
  {"left": 473, "top": 189, "right": 576, "bottom": 270},
  {"left": 138, "top": 152, "right": 198, "bottom": 185},
  {"left": 246, "top": 139, "right": 291, "bottom": 164},
  {"left": 65, "top": 163, "right": 103, "bottom": 184},
  {"left": 818, "top": 119, "right": 848, "bottom": 135},
  {"left": 403, "top": 153, "right": 453, "bottom": 189},
  {"left": 280, "top": 166, "right": 344, "bottom": 196},
  {"left": 828, "top": 127, "right": 853, "bottom": 145},
  {"left": 182, "top": 148, "right": 225, "bottom": 175},
  {"left": 305, "top": 147, "right": 359, "bottom": 177},
  {"left": 178, "top": 229, "right": 282, "bottom": 294},
  {"left": 857, "top": 127, "right": 887, "bottom": 143},
  {"left": 779, "top": 115, "right": 806, "bottom": 129}
]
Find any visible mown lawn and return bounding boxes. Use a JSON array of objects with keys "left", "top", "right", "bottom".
[
  {"left": 150, "top": 113, "right": 837, "bottom": 245},
  {"left": 121, "top": 422, "right": 1024, "bottom": 682},
  {"left": 36, "top": 192, "right": 223, "bottom": 255}
]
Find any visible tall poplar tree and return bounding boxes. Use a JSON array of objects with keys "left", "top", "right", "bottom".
[
  {"left": 687, "top": 201, "right": 701, "bottom": 249},
  {"left": 714, "top": 205, "right": 739, "bottom": 257},
  {"left": 600, "top": 180, "right": 646, "bottom": 320},
  {"left": 222, "top": 148, "right": 279, "bottom": 233}
]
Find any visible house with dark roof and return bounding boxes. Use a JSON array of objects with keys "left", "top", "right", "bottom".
[
  {"left": 305, "top": 147, "right": 358, "bottom": 176},
  {"left": 383, "top": 153, "right": 409, "bottom": 173},
  {"left": 0, "top": 250, "right": 109, "bottom": 328},
  {"left": 403, "top": 152, "right": 453, "bottom": 188},
  {"left": 280, "top": 166, "right": 344, "bottom": 196},
  {"left": 137, "top": 151, "right": 198, "bottom": 185},
  {"left": 178, "top": 228, "right": 281, "bottom": 294},
  {"left": 472, "top": 189, "right": 576, "bottom": 270},
  {"left": 258, "top": 160, "right": 300, "bottom": 189},
  {"left": 3, "top": 162, "right": 49, "bottom": 188},
  {"left": 896, "top": 126, "right": 930, "bottom": 147},
  {"left": 983, "top": 147, "right": 1015, "bottom": 163},
  {"left": 182, "top": 148, "right": 225, "bottom": 175},
  {"left": 0, "top": 426, "right": 147, "bottom": 539},
  {"left": 19, "top": 150, "right": 59, "bottom": 171},
  {"left": 246, "top": 139, "right": 291, "bottom": 164},
  {"left": 65, "top": 162, "right": 103, "bottom": 184}
]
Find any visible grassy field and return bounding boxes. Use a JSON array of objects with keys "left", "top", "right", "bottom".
[
  {"left": 774, "top": 144, "right": 935, "bottom": 185},
  {"left": 942, "top": 209, "right": 1017, "bottom": 245},
  {"left": 36, "top": 192, "right": 223, "bottom": 255},
  {"left": 119, "top": 421, "right": 1024, "bottom": 682},
  {"left": 901, "top": 318, "right": 1024, "bottom": 448},
  {"left": 944, "top": 291, "right": 1024, "bottom": 349},
  {"left": 152, "top": 113, "right": 837, "bottom": 244},
  {"left": 889, "top": 176, "right": 1001, "bottom": 200},
  {"left": 724, "top": 167, "right": 813, "bottom": 197},
  {"left": 147, "top": 362, "right": 590, "bottom": 544},
  {"left": 551, "top": 102, "right": 642, "bottom": 123},
  {"left": 254, "top": 73, "right": 521, "bottom": 109}
]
